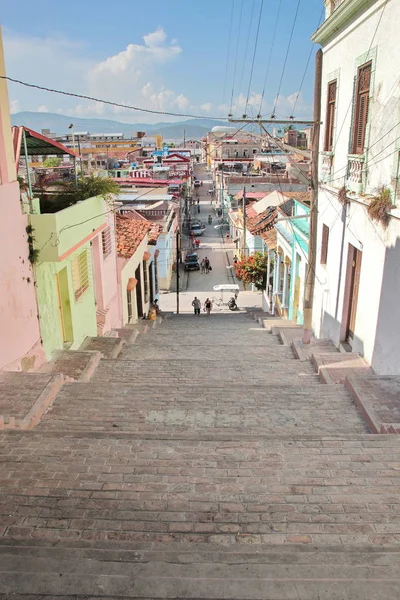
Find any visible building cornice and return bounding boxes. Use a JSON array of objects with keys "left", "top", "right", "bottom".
[{"left": 312, "top": 0, "right": 378, "bottom": 46}]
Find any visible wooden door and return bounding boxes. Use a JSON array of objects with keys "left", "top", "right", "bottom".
[{"left": 342, "top": 244, "right": 362, "bottom": 341}]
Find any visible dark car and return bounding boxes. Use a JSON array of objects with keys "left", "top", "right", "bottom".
[{"left": 184, "top": 253, "right": 200, "bottom": 271}]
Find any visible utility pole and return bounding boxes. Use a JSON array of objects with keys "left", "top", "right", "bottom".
[
  {"left": 242, "top": 186, "right": 247, "bottom": 258},
  {"left": 302, "top": 48, "right": 322, "bottom": 344},
  {"left": 176, "top": 194, "right": 182, "bottom": 314}
]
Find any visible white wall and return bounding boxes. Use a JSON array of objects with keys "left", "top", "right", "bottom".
[{"left": 313, "top": 0, "right": 400, "bottom": 375}]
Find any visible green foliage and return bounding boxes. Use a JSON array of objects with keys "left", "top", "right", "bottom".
[
  {"left": 235, "top": 252, "right": 270, "bottom": 290},
  {"left": 367, "top": 186, "right": 394, "bottom": 228},
  {"left": 26, "top": 225, "right": 39, "bottom": 263},
  {"left": 40, "top": 174, "right": 119, "bottom": 214},
  {"left": 42, "top": 157, "right": 62, "bottom": 168}
]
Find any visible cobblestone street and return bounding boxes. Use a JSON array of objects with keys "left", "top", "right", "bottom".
[{"left": 1, "top": 307, "right": 400, "bottom": 598}]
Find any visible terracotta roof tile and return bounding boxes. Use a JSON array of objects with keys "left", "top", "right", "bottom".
[
  {"left": 281, "top": 191, "right": 311, "bottom": 204},
  {"left": 116, "top": 215, "right": 151, "bottom": 259},
  {"left": 148, "top": 223, "right": 163, "bottom": 245},
  {"left": 247, "top": 207, "right": 277, "bottom": 235}
]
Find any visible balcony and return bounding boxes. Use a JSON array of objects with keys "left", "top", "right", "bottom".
[
  {"left": 30, "top": 195, "right": 107, "bottom": 262},
  {"left": 321, "top": 152, "right": 334, "bottom": 183},
  {"left": 346, "top": 154, "right": 365, "bottom": 194}
]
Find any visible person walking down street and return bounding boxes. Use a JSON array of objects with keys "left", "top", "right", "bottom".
[
  {"left": 204, "top": 298, "right": 213, "bottom": 316},
  {"left": 233, "top": 255, "right": 238, "bottom": 265},
  {"left": 200, "top": 258, "right": 206, "bottom": 274},
  {"left": 204, "top": 257, "right": 210, "bottom": 274},
  {"left": 192, "top": 297, "right": 201, "bottom": 316}
]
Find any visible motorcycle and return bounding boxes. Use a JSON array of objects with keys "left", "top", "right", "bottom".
[
  {"left": 228, "top": 297, "right": 238, "bottom": 311},
  {"left": 208, "top": 215, "right": 212, "bottom": 225}
]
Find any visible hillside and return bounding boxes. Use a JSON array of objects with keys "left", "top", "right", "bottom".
[{"left": 10, "top": 112, "right": 227, "bottom": 140}]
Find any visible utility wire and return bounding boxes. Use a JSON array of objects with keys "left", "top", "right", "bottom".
[
  {"left": 229, "top": 0, "right": 244, "bottom": 115},
  {"left": 290, "top": 6, "right": 324, "bottom": 118},
  {"left": 244, "top": 0, "right": 264, "bottom": 116},
  {"left": 222, "top": 0, "right": 236, "bottom": 109},
  {"left": 236, "top": 0, "right": 256, "bottom": 116},
  {"left": 272, "top": 0, "right": 301, "bottom": 117},
  {"left": 258, "top": 0, "right": 282, "bottom": 116},
  {"left": 1, "top": 75, "right": 228, "bottom": 121}
]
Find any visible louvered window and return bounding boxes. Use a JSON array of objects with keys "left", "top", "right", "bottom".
[
  {"left": 324, "top": 80, "right": 337, "bottom": 151},
  {"left": 320, "top": 224, "right": 329, "bottom": 265},
  {"left": 72, "top": 250, "right": 90, "bottom": 300},
  {"left": 352, "top": 62, "right": 371, "bottom": 155},
  {"left": 101, "top": 226, "right": 112, "bottom": 259}
]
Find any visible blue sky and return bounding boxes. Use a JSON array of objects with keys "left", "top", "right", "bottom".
[{"left": 1, "top": 0, "right": 323, "bottom": 123}]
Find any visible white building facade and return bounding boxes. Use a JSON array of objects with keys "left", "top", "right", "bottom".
[{"left": 312, "top": 0, "right": 400, "bottom": 375}]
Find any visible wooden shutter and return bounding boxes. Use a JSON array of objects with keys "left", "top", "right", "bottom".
[
  {"left": 353, "top": 62, "right": 371, "bottom": 154},
  {"left": 320, "top": 224, "right": 329, "bottom": 265},
  {"left": 324, "top": 80, "right": 337, "bottom": 151}
]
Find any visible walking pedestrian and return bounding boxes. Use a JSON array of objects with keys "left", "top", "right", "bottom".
[
  {"left": 192, "top": 296, "right": 201, "bottom": 316},
  {"left": 233, "top": 255, "right": 238, "bottom": 265},
  {"left": 200, "top": 259, "right": 206, "bottom": 274},
  {"left": 204, "top": 298, "right": 212, "bottom": 316},
  {"left": 204, "top": 257, "right": 210, "bottom": 274}
]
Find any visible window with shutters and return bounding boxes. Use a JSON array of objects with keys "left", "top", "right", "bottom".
[
  {"left": 72, "top": 250, "right": 90, "bottom": 300},
  {"left": 352, "top": 62, "right": 371, "bottom": 155},
  {"left": 320, "top": 224, "right": 329, "bottom": 265},
  {"left": 324, "top": 80, "right": 337, "bottom": 151},
  {"left": 101, "top": 226, "right": 112, "bottom": 260},
  {"left": 143, "top": 260, "right": 149, "bottom": 303}
]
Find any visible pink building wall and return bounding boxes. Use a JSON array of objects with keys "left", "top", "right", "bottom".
[
  {"left": 91, "top": 211, "right": 122, "bottom": 334},
  {"left": 0, "top": 182, "right": 45, "bottom": 371},
  {"left": 0, "top": 29, "right": 45, "bottom": 371}
]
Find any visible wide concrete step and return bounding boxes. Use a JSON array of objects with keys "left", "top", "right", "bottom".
[
  {"left": 119, "top": 345, "right": 296, "bottom": 361},
  {"left": 93, "top": 359, "right": 318, "bottom": 386},
  {"left": 38, "top": 381, "right": 366, "bottom": 435},
  {"left": 1, "top": 433, "right": 400, "bottom": 550},
  {"left": 39, "top": 350, "right": 101, "bottom": 382},
  {"left": 1, "top": 541, "right": 400, "bottom": 599},
  {"left": 80, "top": 335, "right": 124, "bottom": 359}
]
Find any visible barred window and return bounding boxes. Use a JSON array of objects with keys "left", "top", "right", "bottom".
[
  {"left": 102, "top": 226, "right": 112, "bottom": 259},
  {"left": 72, "top": 250, "right": 89, "bottom": 300},
  {"left": 352, "top": 62, "right": 371, "bottom": 155}
]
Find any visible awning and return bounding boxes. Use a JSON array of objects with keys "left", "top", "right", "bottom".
[
  {"left": 143, "top": 251, "right": 151, "bottom": 261},
  {"left": 12, "top": 126, "right": 79, "bottom": 165},
  {"left": 127, "top": 278, "right": 138, "bottom": 291}
]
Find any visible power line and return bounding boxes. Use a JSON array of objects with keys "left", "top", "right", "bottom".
[
  {"left": 236, "top": 0, "right": 256, "bottom": 116},
  {"left": 229, "top": 0, "right": 244, "bottom": 116},
  {"left": 290, "top": 6, "right": 324, "bottom": 118},
  {"left": 272, "top": 0, "right": 301, "bottom": 117},
  {"left": 222, "top": 0, "right": 236, "bottom": 109},
  {"left": 1, "top": 75, "right": 229, "bottom": 121},
  {"left": 258, "top": 0, "right": 282, "bottom": 117},
  {"left": 244, "top": 0, "right": 264, "bottom": 116}
]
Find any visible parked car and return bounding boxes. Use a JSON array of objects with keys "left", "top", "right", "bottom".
[
  {"left": 184, "top": 253, "right": 200, "bottom": 271},
  {"left": 191, "top": 225, "right": 206, "bottom": 236},
  {"left": 194, "top": 180, "right": 201, "bottom": 187}
]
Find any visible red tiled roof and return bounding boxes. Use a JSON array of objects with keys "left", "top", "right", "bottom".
[
  {"left": 281, "top": 191, "right": 311, "bottom": 204},
  {"left": 247, "top": 207, "right": 277, "bottom": 235},
  {"left": 148, "top": 223, "right": 163, "bottom": 245},
  {"left": 116, "top": 215, "right": 151, "bottom": 259}
]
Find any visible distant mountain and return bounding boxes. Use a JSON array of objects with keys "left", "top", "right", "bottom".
[{"left": 10, "top": 112, "right": 227, "bottom": 140}]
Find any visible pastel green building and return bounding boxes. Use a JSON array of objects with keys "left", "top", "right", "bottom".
[{"left": 30, "top": 195, "right": 107, "bottom": 359}]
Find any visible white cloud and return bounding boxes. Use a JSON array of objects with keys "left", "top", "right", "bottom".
[
  {"left": 174, "top": 94, "right": 189, "bottom": 110},
  {"left": 37, "top": 105, "right": 49, "bottom": 112},
  {"left": 143, "top": 27, "right": 167, "bottom": 48},
  {"left": 10, "top": 99, "right": 19, "bottom": 114},
  {"left": 200, "top": 102, "right": 213, "bottom": 113}
]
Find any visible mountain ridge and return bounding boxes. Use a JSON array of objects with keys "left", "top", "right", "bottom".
[{"left": 11, "top": 112, "right": 227, "bottom": 140}]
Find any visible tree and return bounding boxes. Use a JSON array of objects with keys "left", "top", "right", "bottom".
[
  {"left": 42, "top": 157, "right": 62, "bottom": 167},
  {"left": 40, "top": 174, "right": 120, "bottom": 213},
  {"left": 235, "top": 251, "right": 271, "bottom": 290},
  {"left": 283, "top": 124, "right": 295, "bottom": 133}
]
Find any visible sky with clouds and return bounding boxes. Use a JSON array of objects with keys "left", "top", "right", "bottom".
[{"left": 1, "top": 0, "right": 323, "bottom": 124}]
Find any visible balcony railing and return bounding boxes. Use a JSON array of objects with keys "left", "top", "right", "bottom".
[
  {"left": 346, "top": 154, "right": 365, "bottom": 194},
  {"left": 321, "top": 152, "right": 334, "bottom": 183}
]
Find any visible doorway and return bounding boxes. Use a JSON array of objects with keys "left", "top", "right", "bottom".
[
  {"left": 342, "top": 244, "right": 362, "bottom": 341},
  {"left": 127, "top": 289, "right": 133, "bottom": 323},
  {"left": 135, "top": 265, "right": 143, "bottom": 318},
  {"left": 56, "top": 268, "right": 73, "bottom": 344}
]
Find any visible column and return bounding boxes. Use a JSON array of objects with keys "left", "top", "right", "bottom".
[
  {"left": 266, "top": 250, "right": 271, "bottom": 299},
  {"left": 282, "top": 260, "right": 289, "bottom": 308}
]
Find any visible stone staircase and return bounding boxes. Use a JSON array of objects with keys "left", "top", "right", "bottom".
[{"left": 1, "top": 312, "right": 400, "bottom": 598}]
